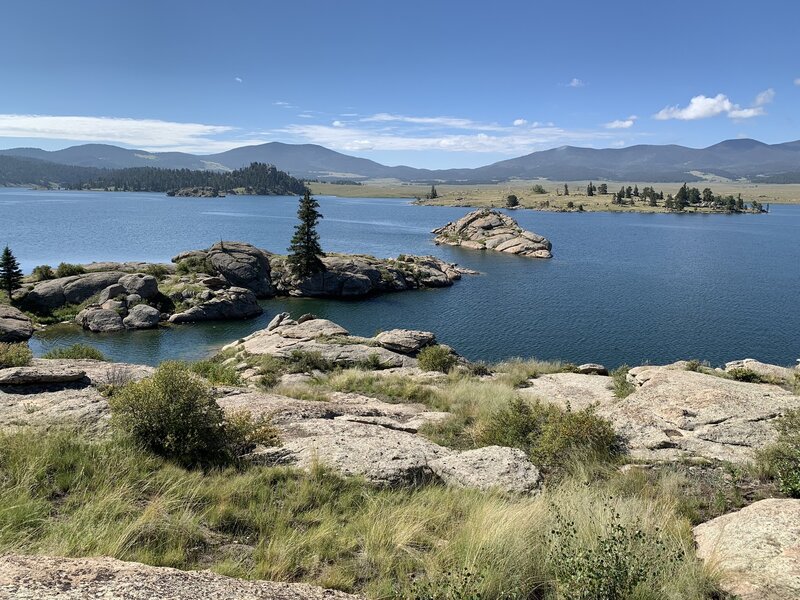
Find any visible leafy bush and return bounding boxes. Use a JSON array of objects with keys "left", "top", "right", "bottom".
[
  {"left": 727, "top": 367, "right": 771, "bottom": 384},
  {"left": 188, "top": 360, "right": 242, "bottom": 386},
  {"left": 176, "top": 256, "right": 216, "bottom": 275},
  {"left": 42, "top": 344, "right": 107, "bottom": 361},
  {"left": 611, "top": 365, "right": 635, "bottom": 398},
  {"left": 479, "top": 397, "right": 619, "bottom": 473},
  {"left": 418, "top": 345, "right": 457, "bottom": 373},
  {"left": 0, "top": 342, "right": 32, "bottom": 367},
  {"left": 144, "top": 264, "right": 170, "bottom": 279},
  {"left": 505, "top": 194, "right": 519, "bottom": 208},
  {"left": 531, "top": 184, "right": 547, "bottom": 194},
  {"left": 55, "top": 262, "right": 86, "bottom": 278},
  {"left": 31, "top": 265, "right": 55, "bottom": 281},
  {"left": 286, "top": 349, "right": 334, "bottom": 374},
  {"left": 355, "top": 352, "right": 386, "bottom": 371},
  {"left": 109, "top": 361, "right": 277, "bottom": 467},
  {"left": 758, "top": 409, "right": 800, "bottom": 497}
]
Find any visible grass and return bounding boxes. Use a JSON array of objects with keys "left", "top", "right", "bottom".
[
  {"left": 611, "top": 365, "right": 636, "bottom": 398},
  {"left": 0, "top": 342, "right": 33, "bottom": 367},
  {"left": 493, "top": 358, "right": 577, "bottom": 388},
  {"left": 42, "top": 343, "right": 107, "bottom": 361},
  {"left": 0, "top": 429, "right": 722, "bottom": 599},
  {"left": 188, "top": 360, "right": 243, "bottom": 386}
]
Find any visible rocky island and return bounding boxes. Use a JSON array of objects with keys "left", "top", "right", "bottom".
[{"left": 433, "top": 208, "right": 553, "bottom": 258}]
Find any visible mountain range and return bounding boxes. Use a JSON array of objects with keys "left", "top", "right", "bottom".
[{"left": 1, "top": 138, "right": 799, "bottom": 183}]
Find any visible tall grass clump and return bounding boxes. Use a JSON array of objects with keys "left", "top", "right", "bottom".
[
  {"left": 758, "top": 408, "right": 800, "bottom": 497},
  {"left": 43, "top": 344, "right": 107, "bottom": 361},
  {"left": 418, "top": 345, "right": 457, "bottom": 373},
  {"left": 493, "top": 358, "right": 577, "bottom": 388},
  {"left": 323, "top": 369, "right": 442, "bottom": 407},
  {"left": 611, "top": 365, "right": 636, "bottom": 398},
  {"left": 109, "top": 361, "right": 277, "bottom": 467},
  {"left": 0, "top": 342, "right": 32, "bottom": 367},
  {"left": 188, "top": 360, "right": 242, "bottom": 386}
]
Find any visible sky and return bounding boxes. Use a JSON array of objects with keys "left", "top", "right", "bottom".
[{"left": 1, "top": 0, "right": 799, "bottom": 169}]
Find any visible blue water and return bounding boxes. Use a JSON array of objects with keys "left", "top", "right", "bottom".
[{"left": 3, "top": 187, "right": 799, "bottom": 368}]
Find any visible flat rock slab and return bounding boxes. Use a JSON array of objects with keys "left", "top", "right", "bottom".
[
  {"left": 0, "top": 366, "right": 87, "bottom": 385},
  {"left": 0, "top": 386, "right": 109, "bottom": 434},
  {"left": 724, "top": 358, "right": 797, "bottom": 382},
  {"left": 519, "top": 372, "right": 615, "bottom": 410},
  {"left": 429, "top": 446, "right": 541, "bottom": 494},
  {"left": 694, "top": 499, "right": 800, "bottom": 600},
  {"left": 0, "top": 554, "right": 361, "bottom": 600}
]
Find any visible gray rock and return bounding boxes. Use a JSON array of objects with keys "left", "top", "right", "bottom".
[
  {"left": 206, "top": 241, "right": 275, "bottom": 298},
  {"left": 0, "top": 365, "right": 86, "bottom": 385},
  {"left": 432, "top": 209, "right": 553, "bottom": 258},
  {"left": 76, "top": 308, "right": 125, "bottom": 332},
  {"left": 20, "top": 272, "right": 126, "bottom": 313},
  {"left": 123, "top": 304, "right": 161, "bottom": 329},
  {"left": 429, "top": 446, "right": 541, "bottom": 494},
  {"left": 118, "top": 273, "right": 159, "bottom": 299},
  {"left": 694, "top": 499, "right": 800, "bottom": 600},
  {"left": 63, "top": 272, "right": 127, "bottom": 305},
  {"left": 101, "top": 299, "right": 126, "bottom": 312},
  {"left": 267, "top": 312, "right": 292, "bottom": 331},
  {"left": 724, "top": 358, "right": 797, "bottom": 382},
  {"left": 98, "top": 283, "right": 127, "bottom": 303},
  {"left": 0, "top": 305, "right": 33, "bottom": 342},
  {"left": 0, "top": 555, "right": 362, "bottom": 600},
  {"left": 126, "top": 294, "right": 142, "bottom": 306},
  {"left": 200, "top": 276, "right": 227, "bottom": 289},
  {"left": 576, "top": 363, "right": 609, "bottom": 375},
  {"left": 375, "top": 329, "right": 436, "bottom": 354},
  {"left": 169, "top": 287, "right": 262, "bottom": 323}
]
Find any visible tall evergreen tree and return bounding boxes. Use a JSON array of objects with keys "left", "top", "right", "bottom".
[
  {"left": 587, "top": 182, "right": 594, "bottom": 196},
  {"left": 0, "top": 246, "right": 23, "bottom": 298},
  {"left": 287, "top": 191, "right": 325, "bottom": 279},
  {"left": 563, "top": 183, "right": 569, "bottom": 196}
]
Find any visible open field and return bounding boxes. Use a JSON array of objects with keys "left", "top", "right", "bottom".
[{"left": 310, "top": 181, "right": 800, "bottom": 212}]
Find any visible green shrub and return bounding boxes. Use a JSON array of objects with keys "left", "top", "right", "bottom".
[
  {"left": 684, "top": 359, "right": 703, "bottom": 372},
  {"left": 286, "top": 349, "right": 334, "bottom": 374},
  {"left": 144, "top": 264, "right": 170, "bottom": 279},
  {"left": 758, "top": 409, "right": 800, "bottom": 497},
  {"left": 0, "top": 342, "right": 32, "bottom": 367},
  {"left": 31, "top": 265, "right": 55, "bottom": 281},
  {"left": 418, "top": 345, "right": 457, "bottom": 373},
  {"left": 188, "top": 360, "right": 242, "bottom": 386},
  {"left": 42, "top": 344, "right": 107, "bottom": 361},
  {"left": 176, "top": 256, "right": 216, "bottom": 275},
  {"left": 355, "top": 352, "right": 386, "bottom": 371},
  {"left": 479, "top": 397, "right": 619, "bottom": 473},
  {"left": 611, "top": 365, "right": 635, "bottom": 398},
  {"left": 727, "top": 367, "right": 771, "bottom": 384},
  {"left": 109, "top": 362, "right": 276, "bottom": 467},
  {"left": 55, "top": 263, "right": 86, "bottom": 278},
  {"left": 531, "top": 184, "right": 547, "bottom": 194}
]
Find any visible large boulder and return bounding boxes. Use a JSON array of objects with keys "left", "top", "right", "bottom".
[
  {"left": 173, "top": 241, "right": 275, "bottom": 298},
  {"left": 20, "top": 272, "right": 126, "bottom": 313},
  {"left": 97, "top": 283, "right": 127, "bottom": 304},
  {"left": 118, "top": 273, "right": 159, "bottom": 299},
  {"left": 0, "top": 365, "right": 86, "bottom": 385},
  {"left": 62, "top": 272, "right": 128, "bottom": 305},
  {"left": 432, "top": 209, "right": 553, "bottom": 258},
  {"left": 375, "top": 329, "right": 436, "bottom": 354},
  {"left": 122, "top": 304, "right": 161, "bottom": 329},
  {"left": 0, "top": 555, "right": 362, "bottom": 600},
  {"left": 75, "top": 307, "right": 125, "bottom": 332},
  {"left": 694, "top": 499, "right": 800, "bottom": 600},
  {"left": 0, "top": 305, "right": 33, "bottom": 342},
  {"left": 169, "top": 287, "right": 262, "bottom": 323}
]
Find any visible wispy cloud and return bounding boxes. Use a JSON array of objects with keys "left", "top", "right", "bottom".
[
  {"left": 655, "top": 90, "right": 774, "bottom": 121},
  {"left": 359, "top": 113, "right": 504, "bottom": 131},
  {"left": 604, "top": 115, "right": 638, "bottom": 129},
  {"left": 273, "top": 101, "right": 296, "bottom": 109},
  {"left": 234, "top": 76, "right": 243, "bottom": 83},
  {"left": 513, "top": 118, "right": 527, "bottom": 126},
  {"left": 568, "top": 78, "right": 585, "bottom": 88},
  {"left": 794, "top": 78, "right": 800, "bottom": 86},
  {"left": 0, "top": 114, "right": 266, "bottom": 153}
]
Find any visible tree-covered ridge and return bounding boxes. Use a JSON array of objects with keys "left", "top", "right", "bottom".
[{"left": 0, "top": 157, "right": 307, "bottom": 196}]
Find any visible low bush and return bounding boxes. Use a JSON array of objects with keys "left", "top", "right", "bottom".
[
  {"left": 285, "top": 349, "right": 335, "bottom": 374},
  {"left": 479, "top": 397, "right": 619, "bottom": 473},
  {"left": 31, "top": 264, "right": 55, "bottom": 281},
  {"left": 144, "top": 264, "right": 170, "bottom": 279},
  {"left": 109, "top": 362, "right": 277, "bottom": 467},
  {"left": 176, "top": 256, "right": 216, "bottom": 275},
  {"left": 188, "top": 360, "right": 242, "bottom": 386},
  {"left": 418, "top": 345, "right": 457, "bottom": 373},
  {"left": 42, "top": 343, "right": 107, "bottom": 361},
  {"left": 727, "top": 367, "right": 772, "bottom": 384},
  {"left": 55, "top": 262, "right": 86, "bottom": 278},
  {"left": 758, "top": 409, "right": 800, "bottom": 497},
  {"left": 0, "top": 342, "right": 32, "bottom": 367},
  {"left": 611, "top": 365, "right": 635, "bottom": 398}
]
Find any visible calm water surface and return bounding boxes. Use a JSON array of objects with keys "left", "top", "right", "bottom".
[{"left": 3, "top": 188, "right": 798, "bottom": 367}]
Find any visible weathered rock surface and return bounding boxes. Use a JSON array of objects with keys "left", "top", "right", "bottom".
[
  {"left": 118, "top": 273, "right": 159, "bottom": 299},
  {"left": 173, "top": 241, "right": 275, "bottom": 298},
  {"left": 0, "top": 305, "right": 33, "bottom": 342},
  {"left": 169, "top": 287, "right": 262, "bottom": 323},
  {"left": 694, "top": 499, "right": 800, "bottom": 600},
  {"left": 81, "top": 261, "right": 174, "bottom": 274},
  {"left": 577, "top": 363, "right": 608, "bottom": 375},
  {"left": 0, "top": 365, "right": 86, "bottom": 385},
  {"left": 375, "top": 329, "right": 436, "bottom": 354},
  {"left": 432, "top": 209, "right": 553, "bottom": 258},
  {"left": 429, "top": 446, "right": 541, "bottom": 494},
  {"left": 98, "top": 283, "right": 127, "bottom": 304},
  {"left": 724, "top": 358, "right": 797, "bottom": 382},
  {"left": 122, "top": 304, "right": 162, "bottom": 329},
  {"left": 523, "top": 365, "right": 800, "bottom": 462},
  {"left": 0, "top": 554, "right": 361, "bottom": 600},
  {"left": 19, "top": 271, "right": 126, "bottom": 313},
  {"left": 75, "top": 307, "right": 125, "bottom": 332}
]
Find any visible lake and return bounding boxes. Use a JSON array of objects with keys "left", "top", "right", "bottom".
[{"left": 3, "top": 187, "right": 799, "bottom": 368}]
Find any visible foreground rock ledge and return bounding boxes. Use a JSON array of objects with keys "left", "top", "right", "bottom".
[
  {"left": 0, "top": 554, "right": 361, "bottom": 600},
  {"left": 694, "top": 499, "right": 800, "bottom": 600},
  {"left": 432, "top": 208, "right": 553, "bottom": 258}
]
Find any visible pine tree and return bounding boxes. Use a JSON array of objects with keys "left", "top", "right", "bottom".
[
  {"left": 0, "top": 246, "right": 24, "bottom": 298},
  {"left": 587, "top": 182, "right": 594, "bottom": 196},
  {"left": 287, "top": 191, "right": 325, "bottom": 279},
  {"left": 563, "top": 183, "right": 569, "bottom": 196},
  {"left": 428, "top": 185, "right": 438, "bottom": 199}
]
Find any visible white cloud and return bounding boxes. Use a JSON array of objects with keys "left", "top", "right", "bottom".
[
  {"left": 794, "top": 78, "right": 800, "bottom": 86},
  {"left": 360, "top": 113, "right": 502, "bottom": 130},
  {"left": 568, "top": 78, "right": 584, "bottom": 87},
  {"left": 604, "top": 115, "right": 638, "bottom": 129},
  {"left": 0, "top": 114, "right": 267, "bottom": 153},
  {"left": 273, "top": 101, "right": 296, "bottom": 109},
  {"left": 234, "top": 76, "right": 243, "bottom": 83},
  {"left": 655, "top": 90, "right": 773, "bottom": 121},
  {"left": 332, "top": 120, "right": 345, "bottom": 127},
  {"left": 513, "top": 118, "right": 527, "bottom": 126}
]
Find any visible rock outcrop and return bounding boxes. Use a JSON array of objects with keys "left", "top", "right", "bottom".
[
  {"left": 19, "top": 271, "right": 126, "bottom": 313},
  {"left": 724, "top": 358, "right": 797, "bottom": 382},
  {"left": 0, "top": 305, "right": 33, "bottom": 342},
  {"left": 122, "top": 304, "right": 162, "bottom": 329},
  {"left": 694, "top": 499, "right": 800, "bottom": 600},
  {"left": 432, "top": 209, "right": 553, "bottom": 258},
  {"left": 0, "top": 555, "right": 361, "bottom": 600},
  {"left": 75, "top": 307, "right": 125, "bottom": 332},
  {"left": 173, "top": 241, "right": 274, "bottom": 298},
  {"left": 521, "top": 363, "right": 800, "bottom": 463},
  {"left": 169, "top": 287, "right": 262, "bottom": 323}
]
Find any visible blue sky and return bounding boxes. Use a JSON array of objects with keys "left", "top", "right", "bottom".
[{"left": 1, "top": 0, "right": 799, "bottom": 168}]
